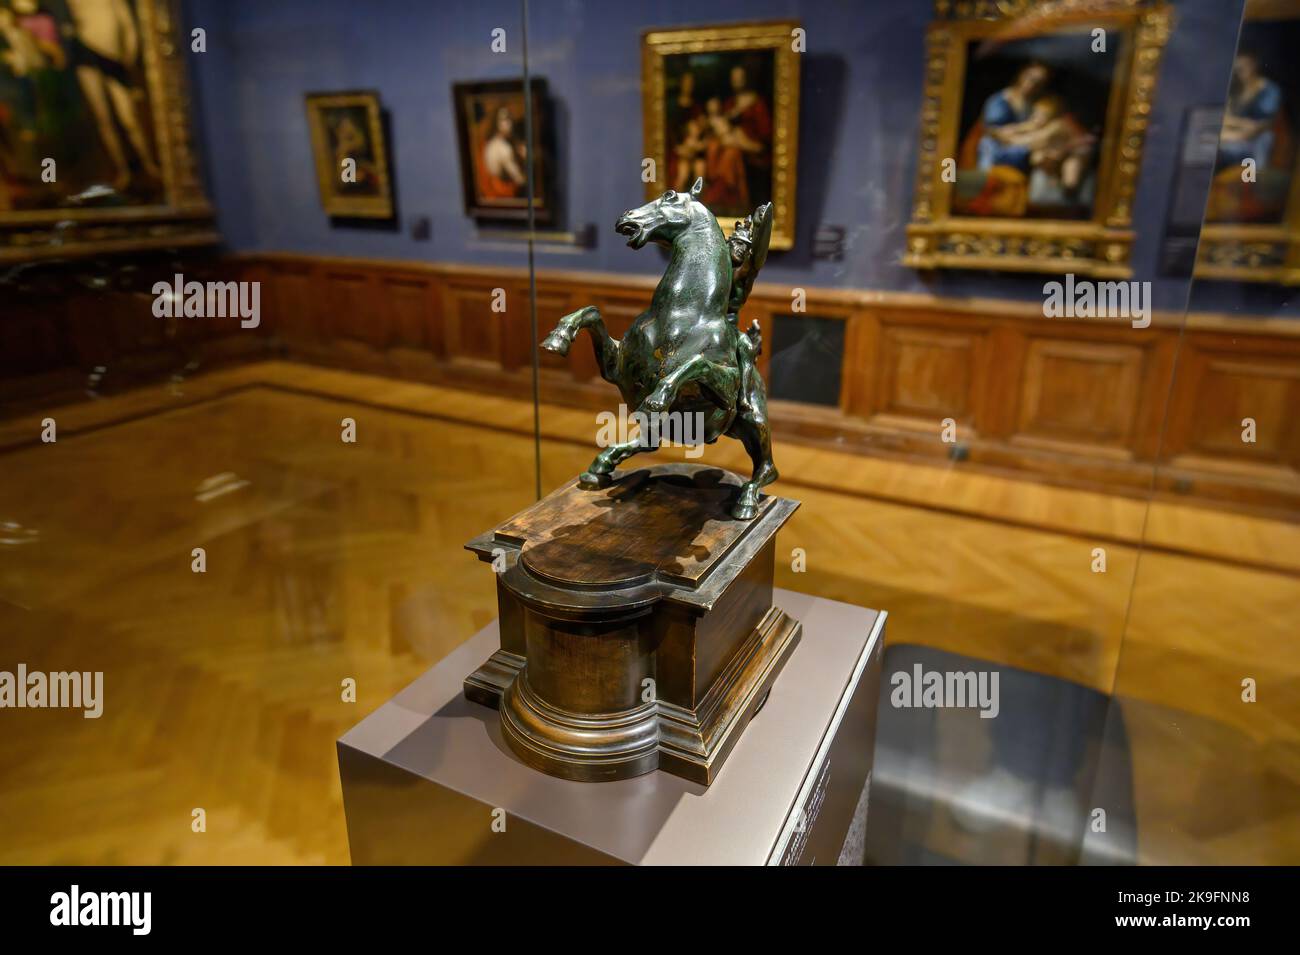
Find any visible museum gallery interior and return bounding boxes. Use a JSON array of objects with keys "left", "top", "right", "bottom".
[{"left": 0, "top": 0, "right": 1298, "bottom": 867}]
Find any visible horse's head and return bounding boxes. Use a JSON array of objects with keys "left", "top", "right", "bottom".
[{"left": 615, "top": 178, "right": 708, "bottom": 250}]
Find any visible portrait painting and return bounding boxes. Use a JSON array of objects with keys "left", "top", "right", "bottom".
[
  {"left": 905, "top": 1, "right": 1172, "bottom": 278},
  {"left": 305, "top": 91, "right": 393, "bottom": 219},
  {"left": 0, "top": 0, "right": 213, "bottom": 260},
  {"left": 642, "top": 21, "right": 800, "bottom": 250},
  {"left": 1196, "top": 0, "right": 1300, "bottom": 284},
  {"left": 452, "top": 78, "right": 552, "bottom": 224}
]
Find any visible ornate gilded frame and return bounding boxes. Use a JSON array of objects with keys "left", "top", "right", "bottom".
[
  {"left": 305, "top": 91, "right": 394, "bottom": 219},
  {"left": 904, "top": 0, "right": 1172, "bottom": 278},
  {"left": 641, "top": 20, "right": 801, "bottom": 251},
  {"left": 1195, "top": 0, "right": 1300, "bottom": 284},
  {"left": 0, "top": 0, "right": 215, "bottom": 262}
]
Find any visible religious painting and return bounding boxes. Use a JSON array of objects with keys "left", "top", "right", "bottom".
[
  {"left": 451, "top": 78, "right": 552, "bottom": 224},
  {"left": 305, "top": 90, "right": 393, "bottom": 219},
  {"left": 905, "top": 1, "right": 1172, "bottom": 278},
  {"left": 642, "top": 21, "right": 800, "bottom": 251},
  {"left": 0, "top": 0, "right": 213, "bottom": 261},
  {"left": 1197, "top": 0, "right": 1300, "bottom": 284},
  {"left": 952, "top": 36, "right": 1115, "bottom": 222}
]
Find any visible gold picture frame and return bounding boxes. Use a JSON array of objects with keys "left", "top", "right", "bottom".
[
  {"left": 305, "top": 91, "right": 393, "bottom": 219},
  {"left": 904, "top": 0, "right": 1172, "bottom": 278},
  {"left": 1195, "top": 0, "right": 1300, "bottom": 284},
  {"left": 0, "top": 0, "right": 215, "bottom": 262},
  {"left": 641, "top": 20, "right": 801, "bottom": 251}
]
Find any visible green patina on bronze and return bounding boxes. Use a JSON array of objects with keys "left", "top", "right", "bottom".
[{"left": 541, "top": 178, "right": 777, "bottom": 520}]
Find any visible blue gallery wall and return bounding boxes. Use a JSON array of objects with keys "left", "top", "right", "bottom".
[{"left": 184, "top": 0, "right": 1246, "bottom": 311}]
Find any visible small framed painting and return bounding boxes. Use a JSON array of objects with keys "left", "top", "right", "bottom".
[
  {"left": 452, "top": 78, "right": 553, "bottom": 224},
  {"left": 304, "top": 91, "right": 394, "bottom": 219}
]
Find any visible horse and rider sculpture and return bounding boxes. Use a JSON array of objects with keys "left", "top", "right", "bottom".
[{"left": 541, "top": 177, "right": 778, "bottom": 520}]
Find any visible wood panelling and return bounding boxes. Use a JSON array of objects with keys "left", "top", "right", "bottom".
[
  {"left": 442, "top": 281, "right": 503, "bottom": 366},
  {"left": 6, "top": 251, "right": 1300, "bottom": 513},
  {"left": 1163, "top": 332, "right": 1300, "bottom": 483},
  {"left": 0, "top": 257, "right": 275, "bottom": 412},
  {"left": 875, "top": 323, "right": 983, "bottom": 429},
  {"left": 1015, "top": 339, "right": 1144, "bottom": 456},
  {"left": 1190, "top": 359, "right": 1295, "bottom": 458},
  {"left": 384, "top": 274, "right": 438, "bottom": 354},
  {"left": 265, "top": 261, "right": 319, "bottom": 346},
  {"left": 323, "top": 269, "right": 378, "bottom": 345}
]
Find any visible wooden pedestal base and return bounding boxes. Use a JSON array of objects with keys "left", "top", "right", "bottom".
[{"left": 463, "top": 464, "right": 801, "bottom": 785}]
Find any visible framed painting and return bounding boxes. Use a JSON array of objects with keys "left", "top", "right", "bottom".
[
  {"left": 1196, "top": 0, "right": 1300, "bottom": 284},
  {"left": 451, "top": 78, "right": 552, "bottom": 224},
  {"left": 305, "top": 90, "right": 393, "bottom": 219},
  {"left": 904, "top": 0, "right": 1172, "bottom": 278},
  {"left": 641, "top": 20, "right": 801, "bottom": 251},
  {"left": 0, "top": 0, "right": 214, "bottom": 262}
]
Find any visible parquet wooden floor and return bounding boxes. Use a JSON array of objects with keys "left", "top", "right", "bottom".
[{"left": 0, "top": 362, "right": 1295, "bottom": 864}]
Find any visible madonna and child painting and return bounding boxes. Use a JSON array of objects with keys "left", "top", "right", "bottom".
[{"left": 952, "top": 32, "right": 1116, "bottom": 221}]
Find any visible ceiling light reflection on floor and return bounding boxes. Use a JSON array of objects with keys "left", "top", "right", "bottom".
[
  {"left": 194, "top": 472, "right": 251, "bottom": 503},
  {"left": 0, "top": 520, "right": 40, "bottom": 546}
]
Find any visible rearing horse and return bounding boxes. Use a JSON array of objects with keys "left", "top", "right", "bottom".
[{"left": 541, "top": 178, "right": 777, "bottom": 520}]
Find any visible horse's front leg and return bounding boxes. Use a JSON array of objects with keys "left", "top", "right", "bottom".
[
  {"left": 541, "top": 305, "right": 620, "bottom": 383},
  {"left": 640, "top": 354, "right": 739, "bottom": 415},
  {"left": 578, "top": 432, "right": 659, "bottom": 488}
]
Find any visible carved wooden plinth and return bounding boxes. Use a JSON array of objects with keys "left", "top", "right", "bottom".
[{"left": 463, "top": 463, "right": 800, "bottom": 785}]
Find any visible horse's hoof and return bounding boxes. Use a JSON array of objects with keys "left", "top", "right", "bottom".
[
  {"left": 730, "top": 500, "right": 758, "bottom": 521},
  {"left": 578, "top": 470, "right": 614, "bottom": 489},
  {"left": 640, "top": 393, "right": 669, "bottom": 416},
  {"left": 541, "top": 333, "right": 570, "bottom": 356}
]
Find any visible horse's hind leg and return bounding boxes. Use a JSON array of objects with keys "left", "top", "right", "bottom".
[
  {"left": 729, "top": 399, "right": 778, "bottom": 521},
  {"left": 541, "top": 305, "right": 619, "bottom": 383}
]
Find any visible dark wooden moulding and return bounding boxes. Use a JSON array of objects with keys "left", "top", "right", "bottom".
[{"left": 463, "top": 463, "right": 801, "bottom": 785}]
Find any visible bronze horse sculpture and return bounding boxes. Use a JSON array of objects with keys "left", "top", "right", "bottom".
[{"left": 541, "top": 178, "right": 777, "bottom": 520}]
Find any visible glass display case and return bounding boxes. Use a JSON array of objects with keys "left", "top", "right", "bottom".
[{"left": 0, "top": 0, "right": 1295, "bottom": 874}]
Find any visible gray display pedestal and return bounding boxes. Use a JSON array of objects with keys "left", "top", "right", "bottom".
[{"left": 337, "top": 588, "right": 885, "bottom": 865}]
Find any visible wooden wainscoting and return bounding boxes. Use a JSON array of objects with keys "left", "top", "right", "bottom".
[
  {"left": 234, "top": 252, "right": 1300, "bottom": 513},
  {"left": 0, "top": 254, "right": 274, "bottom": 413},
  {"left": 6, "top": 250, "right": 1299, "bottom": 514}
]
